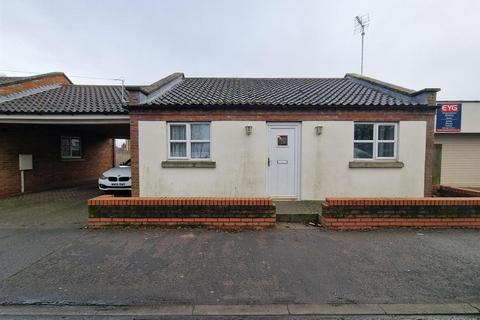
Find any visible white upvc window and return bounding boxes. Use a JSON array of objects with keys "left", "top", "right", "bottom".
[
  {"left": 168, "top": 122, "right": 211, "bottom": 159},
  {"left": 353, "top": 123, "right": 398, "bottom": 160},
  {"left": 61, "top": 136, "right": 82, "bottom": 159}
]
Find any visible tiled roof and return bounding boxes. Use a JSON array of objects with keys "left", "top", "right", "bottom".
[
  {"left": 142, "top": 74, "right": 427, "bottom": 107},
  {"left": 0, "top": 85, "right": 128, "bottom": 114}
]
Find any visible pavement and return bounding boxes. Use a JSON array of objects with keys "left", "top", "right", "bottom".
[
  {"left": 0, "top": 185, "right": 480, "bottom": 318},
  {"left": 0, "top": 303, "right": 480, "bottom": 318}
]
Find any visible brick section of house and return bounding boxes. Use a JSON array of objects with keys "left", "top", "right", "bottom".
[
  {"left": 0, "top": 124, "right": 114, "bottom": 197},
  {"left": 88, "top": 195, "right": 276, "bottom": 230},
  {"left": 0, "top": 73, "right": 71, "bottom": 96},
  {"left": 130, "top": 117, "right": 139, "bottom": 196},
  {"left": 129, "top": 108, "right": 436, "bottom": 197},
  {"left": 434, "top": 185, "right": 480, "bottom": 197},
  {"left": 321, "top": 197, "right": 480, "bottom": 230}
]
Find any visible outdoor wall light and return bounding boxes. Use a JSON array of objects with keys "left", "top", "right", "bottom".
[
  {"left": 315, "top": 125, "right": 323, "bottom": 135},
  {"left": 245, "top": 125, "right": 253, "bottom": 135}
]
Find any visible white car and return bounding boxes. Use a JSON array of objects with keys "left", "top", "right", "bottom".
[{"left": 98, "top": 159, "right": 131, "bottom": 191}]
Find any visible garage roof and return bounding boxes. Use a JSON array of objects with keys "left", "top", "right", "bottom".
[{"left": 0, "top": 85, "right": 128, "bottom": 114}]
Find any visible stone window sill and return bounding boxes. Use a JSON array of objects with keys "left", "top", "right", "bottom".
[
  {"left": 161, "top": 160, "right": 216, "bottom": 168},
  {"left": 61, "top": 158, "right": 85, "bottom": 162},
  {"left": 349, "top": 161, "right": 404, "bottom": 168}
]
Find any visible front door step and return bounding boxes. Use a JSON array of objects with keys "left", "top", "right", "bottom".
[{"left": 274, "top": 200, "right": 322, "bottom": 224}]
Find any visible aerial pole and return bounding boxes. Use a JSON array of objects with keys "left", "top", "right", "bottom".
[{"left": 354, "top": 14, "right": 370, "bottom": 75}]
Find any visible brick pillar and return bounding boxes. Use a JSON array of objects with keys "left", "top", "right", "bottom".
[
  {"left": 424, "top": 111, "right": 436, "bottom": 197},
  {"left": 130, "top": 116, "right": 140, "bottom": 196}
]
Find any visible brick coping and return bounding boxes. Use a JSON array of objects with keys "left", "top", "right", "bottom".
[
  {"left": 88, "top": 194, "right": 273, "bottom": 206},
  {"left": 324, "top": 197, "right": 480, "bottom": 206}
]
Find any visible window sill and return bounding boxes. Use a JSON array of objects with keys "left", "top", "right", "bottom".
[
  {"left": 349, "top": 160, "right": 404, "bottom": 168},
  {"left": 161, "top": 160, "right": 216, "bottom": 168},
  {"left": 61, "top": 158, "right": 85, "bottom": 162}
]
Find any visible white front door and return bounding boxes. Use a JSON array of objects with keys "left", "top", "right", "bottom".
[{"left": 267, "top": 123, "right": 300, "bottom": 198}]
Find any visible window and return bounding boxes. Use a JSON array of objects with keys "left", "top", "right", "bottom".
[
  {"left": 61, "top": 136, "right": 82, "bottom": 159},
  {"left": 168, "top": 123, "right": 210, "bottom": 159},
  {"left": 277, "top": 135, "right": 288, "bottom": 146},
  {"left": 353, "top": 123, "right": 397, "bottom": 160}
]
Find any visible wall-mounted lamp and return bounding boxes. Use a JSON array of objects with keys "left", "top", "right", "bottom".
[
  {"left": 245, "top": 125, "right": 253, "bottom": 135},
  {"left": 315, "top": 125, "right": 323, "bottom": 135}
]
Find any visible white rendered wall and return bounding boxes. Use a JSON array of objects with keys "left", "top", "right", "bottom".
[
  {"left": 301, "top": 121, "right": 427, "bottom": 199},
  {"left": 139, "top": 120, "right": 427, "bottom": 199},
  {"left": 138, "top": 121, "right": 267, "bottom": 197}
]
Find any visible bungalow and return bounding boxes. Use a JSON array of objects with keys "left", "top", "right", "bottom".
[{"left": 127, "top": 73, "right": 439, "bottom": 200}]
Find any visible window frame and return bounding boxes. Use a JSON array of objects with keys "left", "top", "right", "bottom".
[
  {"left": 353, "top": 122, "right": 398, "bottom": 160},
  {"left": 167, "top": 122, "right": 211, "bottom": 160},
  {"left": 61, "top": 136, "right": 82, "bottom": 160}
]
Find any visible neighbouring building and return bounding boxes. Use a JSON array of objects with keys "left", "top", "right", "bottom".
[
  {"left": 127, "top": 73, "right": 439, "bottom": 200},
  {"left": 433, "top": 101, "right": 480, "bottom": 187},
  {"left": 0, "top": 73, "right": 129, "bottom": 197}
]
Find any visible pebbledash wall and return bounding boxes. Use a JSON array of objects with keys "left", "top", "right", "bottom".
[
  {"left": 131, "top": 108, "right": 435, "bottom": 200},
  {"left": 0, "top": 124, "right": 114, "bottom": 197}
]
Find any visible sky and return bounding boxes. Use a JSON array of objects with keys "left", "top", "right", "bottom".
[{"left": 0, "top": 0, "right": 479, "bottom": 100}]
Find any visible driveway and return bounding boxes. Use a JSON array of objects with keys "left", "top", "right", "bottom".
[
  {"left": 0, "top": 187, "right": 479, "bottom": 307},
  {"left": 0, "top": 184, "right": 100, "bottom": 229}
]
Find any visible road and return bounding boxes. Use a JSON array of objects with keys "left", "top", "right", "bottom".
[{"left": 0, "top": 185, "right": 479, "bottom": 318}]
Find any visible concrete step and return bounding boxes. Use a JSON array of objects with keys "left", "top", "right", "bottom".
[{"left": 274, "top": 200, "right": 322, "bottom": 224}]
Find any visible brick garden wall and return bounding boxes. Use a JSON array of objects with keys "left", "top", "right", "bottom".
[
  {"left": 129, "top": 107, "right": 435, "bottom": 197},
  {"left": 88, "top": 195, "right": 276, "bottom": 230},
  {"left": 321, "top": 197, "right": 480, "bottom": 230},
  {"left": 0, "top": 124, "right": 114, "bottom": 197}
]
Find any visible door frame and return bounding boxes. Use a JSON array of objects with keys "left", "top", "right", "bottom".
[{"left": 266, "top": 122, "right": 301, "bottom": 200}]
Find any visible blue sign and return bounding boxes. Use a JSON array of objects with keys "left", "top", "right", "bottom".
[{"left": 436, "top": 103, "right": 462, "bottom": 132}]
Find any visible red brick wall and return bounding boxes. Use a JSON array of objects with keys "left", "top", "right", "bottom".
[
  {"left": 321, "top": 197, "right": 480, "bottom": 230},
  {"left": 130, "top": 117, "right": 139, "bottom": 196},
  {"left": 321, "top": 216, "right": 480, "bottom": 229},
  {"left": 0, "top": 124, "right": 114, "bottom": 197},
  {"left": 0, "top": 74, "right": 71, "bottom": 96},
  {"left": 129, "top": 108, "right": 435, "bottom": 197},
  {"left": 87, "top": 194, "right": 276, "bottom": 230}
]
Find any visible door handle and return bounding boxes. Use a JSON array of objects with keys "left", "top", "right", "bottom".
[{"left": 268, "top": 157, "right": 271, "bottom": 167}]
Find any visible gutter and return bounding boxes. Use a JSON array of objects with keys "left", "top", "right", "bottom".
[{"left": 0, "top": 114, "right": 130, "bottom": 124}]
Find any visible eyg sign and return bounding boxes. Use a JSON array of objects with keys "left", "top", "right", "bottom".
[{"left": 436, "top": 103, "right": 462, "bottom": 132}]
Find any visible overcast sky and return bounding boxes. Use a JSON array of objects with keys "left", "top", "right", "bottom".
[{"left": 0, "top": 0, "right": 479, "bottom": 99}]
